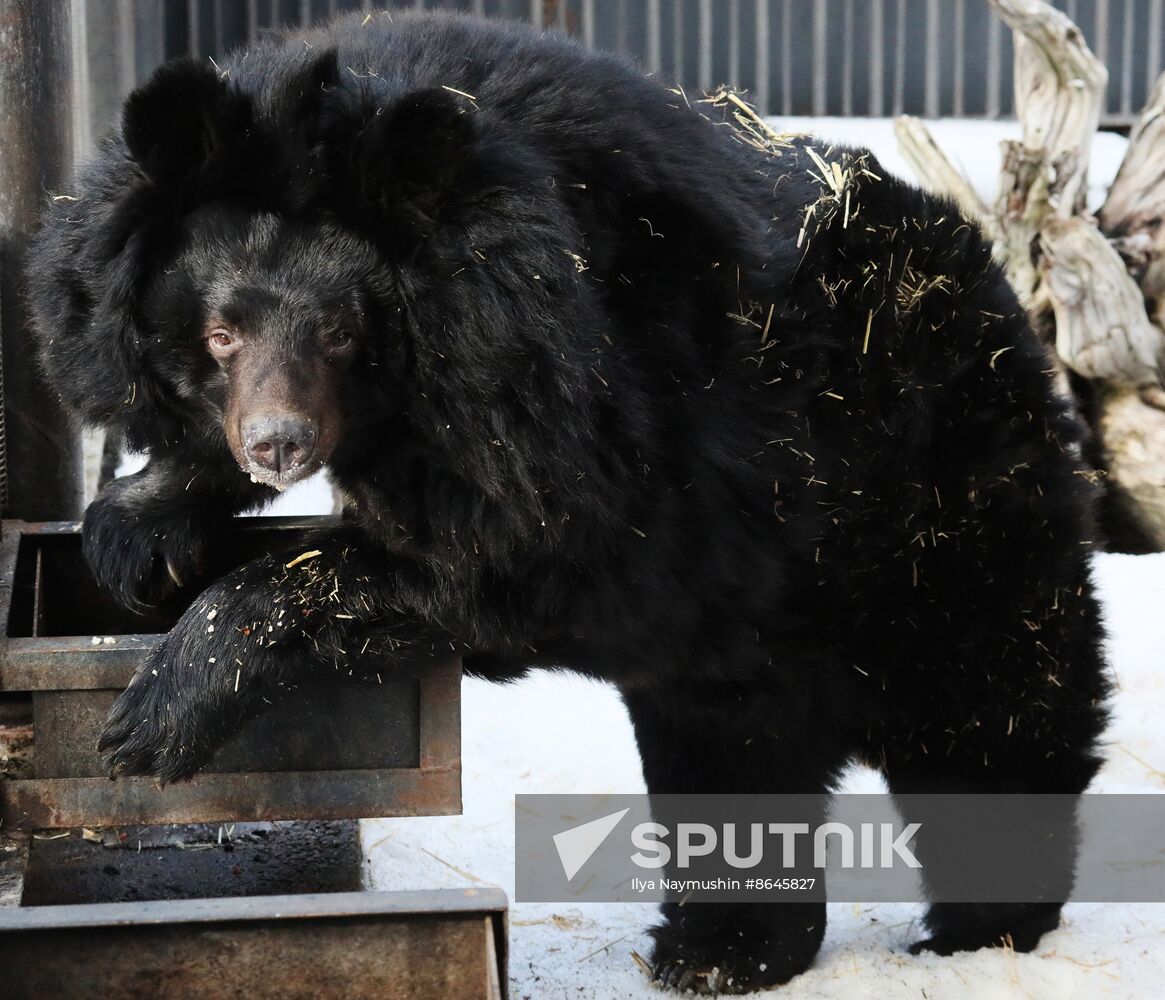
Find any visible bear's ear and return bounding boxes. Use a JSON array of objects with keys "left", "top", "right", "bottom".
[
  {"left": 350, "top": 87, "right": 481, "bottom": 228},
  {"left": 121, "top": 58, "right": 253, "bottom": 182}
]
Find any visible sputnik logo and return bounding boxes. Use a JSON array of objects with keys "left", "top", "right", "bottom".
[{"left": 553, "top": 808, "right": 630, "bottom": 880}]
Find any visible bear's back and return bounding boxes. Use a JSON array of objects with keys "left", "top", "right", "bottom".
[{"left": 221, "top": 11, "right": 776, "bottom": 257}]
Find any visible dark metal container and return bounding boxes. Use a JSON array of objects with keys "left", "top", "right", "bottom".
[{"left": 0, "top": 518, "right": 461, "bottom": 830}]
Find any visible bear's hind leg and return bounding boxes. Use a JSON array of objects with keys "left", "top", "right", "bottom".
[
  {"left": 873, "top": 567, "right": 1108, "bottom": 958},
  {"left": 883, "top": 756, "right": 1099, "bottom": 957}
]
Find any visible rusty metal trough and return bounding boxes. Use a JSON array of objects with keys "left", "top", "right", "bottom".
[
  {"left": 0, "top": 517, "right": 461, "bottom": 830},
  {"left": 0, "top": 517, "right": 507, "bottom": 997}
]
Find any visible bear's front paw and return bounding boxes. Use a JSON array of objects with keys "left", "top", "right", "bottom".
[
  {"left": 97, "top": 641, "right": 220, "bottom": 783},
  {"left": 97, "top": 609, "right": 253, "bottom": 782},
  {"left": 83, "top": 474, "right": 214, "bottom": 610}
]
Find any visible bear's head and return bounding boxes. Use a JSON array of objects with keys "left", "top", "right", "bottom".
[
  {"left": 138, "top": 205, "right": 396, "bottom": 491},
  {"left": 29, "top": 52, "right": 613, "bottom": 553}
]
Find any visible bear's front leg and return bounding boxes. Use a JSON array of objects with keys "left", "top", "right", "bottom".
[
  {"left": 622, "top": 684, "right": 848, "bottom": 994},
  {"left": 83, "top": 456, "right": 272, "bottom": 611},
  {"left": 98, "top": 532, "right": 457, "bottom": 782}
]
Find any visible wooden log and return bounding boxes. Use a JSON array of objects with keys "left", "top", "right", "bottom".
[
  {"left": 988, "top": 0, "right": 1106, "bottom": 217},
  {"left": 1099, "top": 73, "right": 1165, "bottom": 328},
  {"left": 1039, "top": 216, "right": 1165, "bottom": 385},
  {"left": 996, "top": 139, "right": 1052, "bottom": 309},
  {"left": 1100, "top": 74, "right": 1165, "bottom": 240},
  {"left": 1097, "top": 385, "right": 1165, "bottom": 549}
]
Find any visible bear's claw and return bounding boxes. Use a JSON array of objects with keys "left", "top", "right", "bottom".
[
  {"left": 652, "top": 960, "right": 732, "bottom": 994},
  {"left": 82, "top": 473, "right": 210, "bottom": 612}
]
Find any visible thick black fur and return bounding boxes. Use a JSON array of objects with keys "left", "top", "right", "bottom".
[{"left": 27, "top": 12, "right": 1109, "bottom": 993}]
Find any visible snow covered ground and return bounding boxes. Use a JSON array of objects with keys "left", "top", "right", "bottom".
[{"left": 356, "top": 121, "right": 1164, "bottom": 999}]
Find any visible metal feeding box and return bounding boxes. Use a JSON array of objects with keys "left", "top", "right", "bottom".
[
  {"left": 0, "top": 520, "right": 499, "bottom": 997},
  {"left": 0, "top": 518, "right": 461, "bottom": 830}
]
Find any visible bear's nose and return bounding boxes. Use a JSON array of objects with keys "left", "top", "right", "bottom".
[{"left": 243, "top": 414, "right": 317, "bottom": 474}]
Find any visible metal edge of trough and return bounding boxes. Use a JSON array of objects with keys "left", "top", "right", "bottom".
[{"left": 0, "top": 885, "right": 508, "bottom": 930}]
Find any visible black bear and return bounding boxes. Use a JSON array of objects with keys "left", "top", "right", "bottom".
[{"left": 28, "top": 11, "right": 1108, "bottom": 993}]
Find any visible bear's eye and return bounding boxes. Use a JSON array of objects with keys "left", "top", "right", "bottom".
[
  {"left": 206, "top": 327, "right": 241, "bottom": 358},
  {"left": 322, "top": 328, "right": 355, "bottom": 358}
]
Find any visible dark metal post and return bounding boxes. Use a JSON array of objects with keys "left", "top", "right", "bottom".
[{"left": 0, "top": 0, "right": 84, "bottom": 520}]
